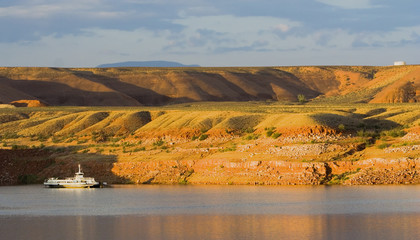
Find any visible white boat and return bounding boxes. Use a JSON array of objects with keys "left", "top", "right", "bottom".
[{"left": 44, "top": 164, "right": 100, "bottom": 188}]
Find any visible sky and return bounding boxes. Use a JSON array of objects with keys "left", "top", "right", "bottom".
[{"left": 0, "top": 0, "right": 419, "bottom": 67}]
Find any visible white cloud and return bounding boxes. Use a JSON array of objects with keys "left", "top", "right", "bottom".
[
  {"left": 315, "top": 0, "right": 379, "bottom": 9},
  {"left": 0, "top": 0, "right": 116, "bottom": 19},
  {"left": 168, "top": 15, "right": 302, "bottom": 52},
  {"left": 274, "top": 24, "right": 291, "bottom": 33},
  {"left": 0, "top": 28, "right": 176, "bottom": 67},
  {"left": 174, "top": 15, "right": 300, "bottom": 34},
  {"left": 1, "top": 25, "right": 419, "bottom": 67},
  {"left": 0, "top": 4, "right": 62, "bottom": 18},
  {"left": 0, "top": 1, "right": 419, "bottom": 67}
]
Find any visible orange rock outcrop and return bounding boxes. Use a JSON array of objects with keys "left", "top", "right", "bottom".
[{"left": 10, "top": 100, "right": 48, "bottom": 107}]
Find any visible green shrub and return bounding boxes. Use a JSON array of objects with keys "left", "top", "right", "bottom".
[
  {"left": 153, "top": 139, "right": 165, "bottom": 146},
  {"left": 297, "top": 94, "right": 307, "bottom": 104},
  {"left": 178, "top": 178, "right": 188, "bottom": 185},
  {"left": 264, "top": 127, "right": 280, "bottom": 139},
  {"left": 133, "top": 147, "right": 146, "bottom": 152},
  {"left": 271, "top": 132, "right": 281, "bottom": 139},
  {"left": 200, "top": 128, "right": 208, "bottom": 133},
  {"left": 357, "top": 130, "right": 378, "bottom": 138},
  {"left": 122, "top": 142, "right": 136, "bottom": 147},
  {"left": 377, "top": 143, "right": 390, "bottom": 149},
  {"left": 91, "top": 131, "right": 109, "bottom": 143},
  {"left": 387, "top": 129, "right": 407, "bottom": 138},
  {"left": 111, "top": 137, "right": 122, "bottom": 143},
  {"left": 77, "top": 139, "right": 88, "bottom": 144},
  {"left": 95, "top": 148, "right": 104, "bottom": 153},
  {"left": 199, "top": 134, "right": 209, "bottom": 141},
  {"left": 12, "top": 144, "right": 28, "bottom": 150},
  {"left": 265, "top": 127, "right": 276, "bottom": 137},
  {"left": 3, "top": 132, "right": 19, "bottom": 139},
  {"left": 244, "top": 133, "right": 259, "bottom": 140},
  {"left": 327, "top": 169, "right": 361, "bottom": 185},
  {"left": 243, "top": 127, "right": 255, "bottom": 133},
  {"left": 81, "top": 149, "right": 89, "bottom": 153},
  {"left": 219, "top": 144, "right": 237, "bottom": 152},
  {"left": 36, "top": 134, "right": 50, "bottom": 142}
]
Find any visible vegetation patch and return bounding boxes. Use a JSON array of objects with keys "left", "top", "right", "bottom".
[
  {"left": 198, "top": 134, "right": 209, "bottom": 141},
  {"left": 219, "top": 144, "right": 237, "bottom": 152},
  {"left": 18, "top": 174, "right": 39, "bottom": 184},
  {"left": 327, "top": 169, "right": 361, "bottom": 185},
  {"left": 381, "top": 128, "right": 407, "bottom": 138},
  {"left": 377, "top": 143, "right": 391, "bottom": 149},
  {"left": 243, "top": 133, "right": 259, "bottom": 140},
  {"left": 153, "top": 139, "right": 165, "bottom": 147}
]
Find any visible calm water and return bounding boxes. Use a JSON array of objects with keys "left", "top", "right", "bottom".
[{"left": 1, "top": 185, "right": 420, "bottom": 240}]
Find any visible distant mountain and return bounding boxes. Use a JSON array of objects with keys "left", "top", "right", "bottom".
[{"left": 97, "top": 61, "right": 200, "bottom": 68}]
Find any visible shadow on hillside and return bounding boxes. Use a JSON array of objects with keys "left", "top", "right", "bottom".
[
  {"left": 184, "top": 71, "right": 258, "bottom": 101},
  {"left": 1, "top": 67, "right": 326, "bottom": 105},
  {"left": 260, "top": 69, "right": 322, "bottom": 99},
  {"left": 0, "top": 148, "right": 129, "bottom": 185},
  {"left": 70, "top": 70, "right": 178, "bottom": 105},
  {"left": 185, "top": 69, "right": 322, "bottom": 102},
  {"left": 312, "top": 113, "right": 400, "bottom": 132},
  {"left": 1, "top": 77, "right": 139, "bottom": 106},
  {"left": 364, "top": 108, "right": 387, "bottom": 117}
]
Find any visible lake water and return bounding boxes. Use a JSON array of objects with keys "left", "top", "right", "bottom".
[{"left": 1, "top": 185, "right": 420, "bottom": 240}]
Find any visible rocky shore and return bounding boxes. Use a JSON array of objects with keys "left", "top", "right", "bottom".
[{"left": 1, "top": 149, "right": 419, "bottom": 186}]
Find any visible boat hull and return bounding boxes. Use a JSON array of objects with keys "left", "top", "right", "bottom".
[{"left": 44, "top": 183, "right": 101, "bottom": 188}]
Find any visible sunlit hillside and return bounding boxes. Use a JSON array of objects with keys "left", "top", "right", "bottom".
[{"left": 0, "top": 65, "right": 419, "bottom": 106}]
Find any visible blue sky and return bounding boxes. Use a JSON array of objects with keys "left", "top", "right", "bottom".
[{"left": 0, "top": 0, "right": 419, "bottom": 67}]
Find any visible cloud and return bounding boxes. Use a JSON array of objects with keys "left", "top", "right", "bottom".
[
  {"left": 315, "top": 0, "right": 379, "bottom": 9},
  {"left": 165, "top": 15, "right": 302, "bottom": 54},
  {"left": 1, "top": 0, "right": 419, "bottom": 43},
  {"left": 352, "top": 39, "right": 370, "bottom": 48},
  {"left": 0, "top": 0, "right": 108, "bottom": 18},
  {"left": 0, "top": 0, "right": 185, "bottom": 42},
  {"left": 0, "top": 0, "right": 419, "bottom": 67},
  {"left": 274, "top": 24, "right": 292, "bottom": 33},
  {"left": 213, "top": 41, "right": 270, "bottom": 54}
]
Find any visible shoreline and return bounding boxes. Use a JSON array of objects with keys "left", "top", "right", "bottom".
[{"left": 1, "top": 149, "right": 419, "bottom": 186}]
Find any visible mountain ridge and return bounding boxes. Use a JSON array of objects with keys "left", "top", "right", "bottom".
[
  {"left": 96, "top": 61, "right": 200, "bottom": 68},
  {"left": 0, "top": 65, "right": 419, "bottom": 106}
]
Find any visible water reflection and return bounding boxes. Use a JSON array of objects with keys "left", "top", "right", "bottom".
[
  {"left": 1, "top": 214, "right": 420, "bottom": 240},
  {"left": 1, "top": 185, "right": 420, "bottom": 216},
  {"left": 1, "top": 185, "right": 420, "bottom": 239}
]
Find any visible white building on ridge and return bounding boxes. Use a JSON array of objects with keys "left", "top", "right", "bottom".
[{"left": 394, "top": 61, "right": 406, "bottom": 66}]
